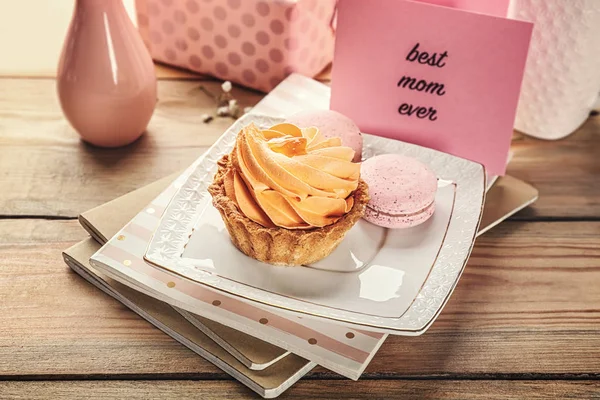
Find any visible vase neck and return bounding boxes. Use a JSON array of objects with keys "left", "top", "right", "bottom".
[{"left": 75, "top": 0, "right": 126, "bottom": 13}]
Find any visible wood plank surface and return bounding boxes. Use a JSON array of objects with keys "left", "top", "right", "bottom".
[
  {"left": 0, "top": 78, "right": 598, "bottom": 219},
  {"left": 0, "top": 219, "right": 85, "bottom": 243},
  {"left": 509, "top": 118, "right": 600, "bottom": 220},
  {"left": 1, "top": 219, "right": 598, "bottom": 378},
  {"left": 0, "top": 78, "right": 262, "bottom": 217},
  {"left": 1, "top": 380, "right": 598, "bottom": 399}
]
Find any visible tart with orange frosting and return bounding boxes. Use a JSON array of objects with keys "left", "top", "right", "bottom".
[{"left": 208, "top": 122, "right": 369, "bottom": 266}]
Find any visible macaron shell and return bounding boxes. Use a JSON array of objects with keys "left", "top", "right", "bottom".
[
  {"left": 363, "top": 201, "right": 435, "bottom": 229},
  {"left": 361, "top": 154, "right": 437, "bottom": 215},
  {"left": 286, "top": 110, "right": 363, "bottom": 162}
]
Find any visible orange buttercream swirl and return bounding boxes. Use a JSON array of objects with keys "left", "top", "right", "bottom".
[{"left": 224, "top": 122, "right": 360, "bottom": 229}]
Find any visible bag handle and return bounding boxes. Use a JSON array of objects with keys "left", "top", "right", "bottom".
[{"left": 330, "top": 0, "right": 338, "bottom": 33}]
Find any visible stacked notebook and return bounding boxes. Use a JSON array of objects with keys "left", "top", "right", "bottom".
[{"left": 64, "top": 74, "right": 538, "bottom": 398}]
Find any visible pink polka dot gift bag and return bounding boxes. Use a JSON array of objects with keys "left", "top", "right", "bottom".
[{"left": 136, "top": 0, "right": 337, "bottom": 92}]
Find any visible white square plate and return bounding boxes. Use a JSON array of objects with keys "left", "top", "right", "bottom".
[{"left": 144, "top": 114, "right": 486, "bottom": 334}]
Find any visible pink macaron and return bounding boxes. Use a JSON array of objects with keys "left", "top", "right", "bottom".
[
  {"left": 286, "top": 110, "right": 363, "bottom": 162},
  {"left": 361, "top": 154, "right": 438, "bottom": 229}
]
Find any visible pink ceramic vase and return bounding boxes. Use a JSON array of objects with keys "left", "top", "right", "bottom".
[{"left": 57, "top": 0, "right": 157, "bottom": 148}]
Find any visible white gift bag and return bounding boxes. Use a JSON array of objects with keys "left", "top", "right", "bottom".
[{"left": 510, "top": 0, "right": 600, "bottom": 140}]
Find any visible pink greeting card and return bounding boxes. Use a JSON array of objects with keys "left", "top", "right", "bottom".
[
  {"left": 330, "top": 0, "right": 532, "bottom": 175},
  {"left": 417, "top": 0, "right": 510, "bottom": 17}
]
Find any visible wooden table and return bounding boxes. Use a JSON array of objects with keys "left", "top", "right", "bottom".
[{"left": 0, "top": 77, "right": 599, "bottom": 399}]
